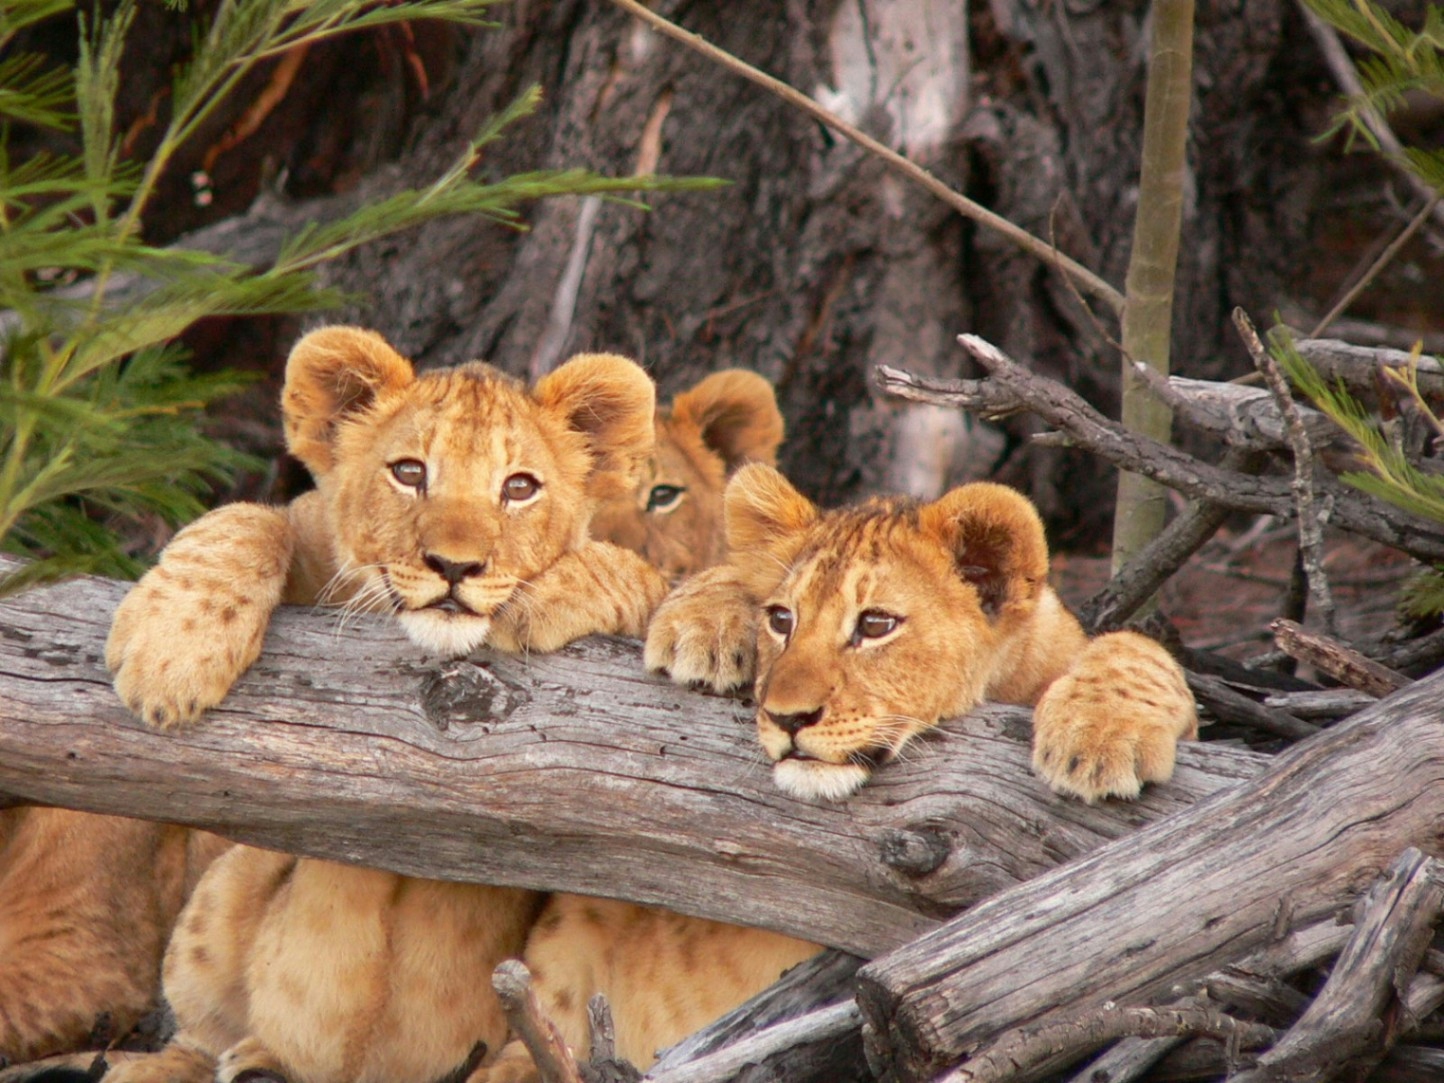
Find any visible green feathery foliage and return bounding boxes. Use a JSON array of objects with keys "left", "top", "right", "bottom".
[
  {"left": 1303, "top": 0, "right": 1444, "bottom": 192},
  {"left": 1282, "top": 1, "right": 1444, "bottom": 616},
  {"left": 1273, "top": 330, "right": 1444, "bottom": 618},
  {"left": 1, "top": 0, "right": 723, "bottom": 594}
]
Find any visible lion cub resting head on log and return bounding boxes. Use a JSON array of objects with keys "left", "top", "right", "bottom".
[
  {"left": 52, "top": 327, "right": 673, "bottom": 1083},
  {"left": 590, "top": 369, "right": 783, "bottom": 581},
  {"left": 646, "top": 463, "right": 1198, "bottom": 803},
  {"left": 107, "top": 325, "right": 669, "bottom": 726}
]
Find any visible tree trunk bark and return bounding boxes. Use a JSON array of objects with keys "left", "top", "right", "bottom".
[
  {"left": 853, "top": 667, "right": 1444, "bottom": 1082},
  {"left": 291, "top": 0, "right": 1307, "bottom": 546},
  {"left": 0, "top": 558, "right": 1262, "bottom": 958}
]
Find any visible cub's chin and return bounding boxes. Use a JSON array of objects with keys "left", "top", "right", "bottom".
[
  {"left": 771, "top": 759, "right": 871, "bottom": 802},
  {"left": 397, "top": 609, "right": 493, "bottom": 657}
]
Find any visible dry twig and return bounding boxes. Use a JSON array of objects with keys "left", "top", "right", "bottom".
[
  {"left": 1235, "top": 308, "right": 1337, "bottom": 634},
  {"left": 1271, "top": 618, "right": 1412, "bottom": 697},
  {"left": 492, "top": 960, "right": 583, "bottom": 1083}
]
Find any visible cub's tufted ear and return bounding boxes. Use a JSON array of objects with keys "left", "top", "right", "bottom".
[
  {"left": 724, "top": 463, "right": 819, "bottom": 561},
  {"left": 282, "top": 326, "right": 415, "bottom": 476},
  {"left": 535, "top": 353, "right": 656, "bottom": 501},
  {"left": 920, "top": 482, "right": 1050, "bottom": 618},
  {"left": 670, "top": 370, "right": 784, "bottom": 471}
]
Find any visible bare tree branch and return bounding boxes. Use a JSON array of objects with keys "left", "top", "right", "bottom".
[{"left": 0, "top": 558, "right": 1264, "bottom": 957}]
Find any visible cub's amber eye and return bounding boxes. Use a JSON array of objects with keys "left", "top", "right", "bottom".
[
  {"left": 502, "top": 472, "right": 541, "bottom": 503},
  {"left": 765, "top": 605, "right": 794, "bottom": 638},
  {"left": 390, "top": 459, "right": 427, "bottom": 489},
  {"left": 855, "top": 610, "right": 900, "bottom": 640},
  {"left": 646, "top": 484, "right": 685, "bottom": 512}
]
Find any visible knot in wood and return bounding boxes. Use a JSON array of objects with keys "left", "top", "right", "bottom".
[
  {"left": 879, "top": 827, "right": 952, "bottom": 877},
  {"left": 419, "top": 662, "right": 530, "bottom": 732}
]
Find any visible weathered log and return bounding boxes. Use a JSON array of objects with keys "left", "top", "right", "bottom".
[
  {"left": 1295, "top": 338, "right": 1444, "bottom": 401},
  {"left": 853, "top": 667, "right": 1444, "bottom": 1081},
  {"left": 1229, "top": 848, "right": 1444, "bottom": 1083},
  {"left": 0, "top": 558, "right": 1264, "bottom": 957}
]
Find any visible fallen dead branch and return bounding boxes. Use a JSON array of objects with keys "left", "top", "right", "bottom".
[
  {"left": 875, "top": 337, "right": 1444, "bottom": 564},
  {"left": 1270, "top": 618, "right": 1411, "bottom": 697},
  {"left": 854, "top": 668, "right": 1444, "bottom": 1082},
  {"left": 1229, "top": 848, "right": 1444, "bottom": 1083},
  {"left": 492, "top": 961, "right": 583, "bottom": 1083},
  {"left": 0, "top": 557, "right": 1263, "bottom": 958}
]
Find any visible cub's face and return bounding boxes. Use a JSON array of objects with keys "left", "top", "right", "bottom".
[
  {"left": 328, "top": 368, "right": 594, "bottom": 655},
  {"left": 591, "top": 370, "right": 783, "bottom": 581},
  {"left": 725, "top": 466, "right": 1049, "bottom": 801},
  {"left": 282, "top": 327, "right": 654, "bottom": 656}
]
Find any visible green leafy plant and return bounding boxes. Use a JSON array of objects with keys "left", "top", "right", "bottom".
[
  {"left": 1279, "top": 1, "right": 1444, "bottom": 617},
  {"left": 1, "top": 0, "right": 719, "bottom": 592},
  {"left": 1303, "top": 0, "right": 1444, "bottom": 191}
]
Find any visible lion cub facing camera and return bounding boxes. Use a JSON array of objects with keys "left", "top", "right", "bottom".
[
  {"left": 81, "top": 327, "right": 673, "bottom": 1083},
  {"left": 647, "top": 462, "right": 1199, "bottom": 804}
]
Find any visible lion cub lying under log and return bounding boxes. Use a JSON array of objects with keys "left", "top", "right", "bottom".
[{"left": 646, "top": 462, "right": 1199, "bottom": 803}]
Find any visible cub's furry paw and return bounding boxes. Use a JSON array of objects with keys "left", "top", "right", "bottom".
[
  {"left": 216, "top": 1039, "right": 290, "bottom": 1083},
  {"left": 105, "top": 504, "right": 292, "bottom": 729},
  {"left": 1030, "top": 631, "right": 1198, "bottom": 803},
  {"left": 643, "top": 567, "right": 758, "bottom": 693}
]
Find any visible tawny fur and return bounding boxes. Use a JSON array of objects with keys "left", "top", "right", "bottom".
[
  {"left": 590, "top": 369, "right": 783, "bottom": 582},
  {"left": 475, "top": 899, "right": 819, "bottom": 1082},
  {"left": 646, "top": 463, "right": 1199, "bottom": 804},
  {"left": 7, "top": 327, "right": 672, "bottom": 1083},
  {"left": 0, "top": 811, "right": 228, "bottom": 1065},
  {"left": 473, "top": 465, "right": 1198, "bottom": 1083},
  {"left": 107, "top": 326, "right": 668, "bottom": 727}
]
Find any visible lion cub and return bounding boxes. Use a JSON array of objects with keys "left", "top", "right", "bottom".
[
  {"left": 646, "top": 463, "right": 1199, "bottom": 804},
  {"left": 89, "top": 327, "right": 671, "bottom": 1083},
  {"left": 108, "top": 326, "right": 667, "bottom": 726},
  {"left": 474, "top": 467, "right": 1198, "bottom": 1082},
  {"left": 590, "top": 369, "right": 783, "bottom": 581}
]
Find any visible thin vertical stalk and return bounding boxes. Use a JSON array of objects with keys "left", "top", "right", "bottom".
[{"left": 1111, "top": 0, "right": 1197, "bottom": 585}]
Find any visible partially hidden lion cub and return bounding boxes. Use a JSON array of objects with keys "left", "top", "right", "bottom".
[
  {"left": 17, "top": 326, "right": 671, "bottom": 1083},
  {"left": 0, "top": 811, "right": 230, "bottom": 1066},
  {"left": 590, "top": 369, "right": 783, "bottom": 581}
]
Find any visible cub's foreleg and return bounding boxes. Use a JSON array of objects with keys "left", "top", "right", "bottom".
[
  {"left": 490, "top": 542, "right": 668, "bottom": 653},
  {"left": 107, "top": 503, "right": 297, "bottom": 728},
  {"left": 1031, "top": 630, "right": 1198, "bottom": 803}
]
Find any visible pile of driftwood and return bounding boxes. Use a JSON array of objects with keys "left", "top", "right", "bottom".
[{"left": 4, "top": 330, "right": 1444, "bottom": 1082}]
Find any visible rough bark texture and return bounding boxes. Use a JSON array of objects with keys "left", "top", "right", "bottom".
[
  {"left": 0, "top": 559, "right": 1264, "bottom": 958},
  {"left": 18, "top": 0, "right": 1417, "bottom": 547},
  {"left": 853, "top": 667, "right": 1444, "bottom": 1082},
  {"left": 280, "top": 0, "right": 1328, "bottom": 546}
]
